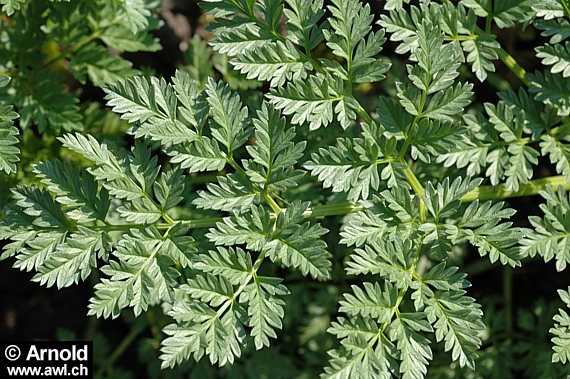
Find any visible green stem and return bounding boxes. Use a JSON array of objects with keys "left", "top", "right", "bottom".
[
  {"left": 95, "top": 176, "right": 570, "bottom": 233},
  {"left": 485, "top": 14, "right": 492, "bottom": 34},
  {"left": 460, "top": 175, "right": 570, "bottom": 202},
  {"left": 163, "top": 217, "right": 224, "bottom": 229},
  {"left": 496, "top": 47, "right": 530, "bottom": 87},
  {"left": 227, "top": 156, "right": 249, "bottom": 180},
  {"left": 96, "top": 324, "right": 145, "bottom": 377},
  {"left": 356, "top": 107, "right": 374, "bottom": 124},
  {"left": 403, "top": 165, "right": 428, "bottom": 221},
  {"left": 303, "top": 202, "right": 364, "bottom": 218},
  {"left": 562, "top": 0, "right": 570, "bottom": 18},
  {"left": 40, "top": 32, "right": 101, "bottom": 70},
  {"left": 216, "top": 251, "right": 266, "bottom": 317},
  {"left": 263, "top": 192, "right": 282, "bottom": 213},
  {"left": 163, "top": 213, "right": 175, "bottom": 225}
]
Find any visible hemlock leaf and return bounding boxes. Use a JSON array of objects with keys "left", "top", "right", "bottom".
[
  {"left": 551, "top": 287, "right": 570, "bottom": 364},
  {"left": 88, "top": 240, "right": 179, "bottom": 319},
  {"left": 208, "top": 202, "right": 332, "bottom": 280},
  {"left": 232, "top": 40, "right": 311, "bottom": 87},
  {"left": 33, "top": 160, "right": 110, "bottom": 223},
  {"left": 205, "top": 78, "right": 250, "bottom": 154},
  {"left": 305, "top": 124, "right": 400, "bottom": 200},
  {"left": 462, "top": 35, "right": 500, "bottom": 82},
  {"left": 284, "top": 0, "right": 325, "bottom": 50},
  {"left": 522, "top": 188, "right": 570, "bottom": 271},
  {"left": 167, "top": 138, "right": 227, "bottom": 173},
  {"left": 528, "top": 71, "right": 570, "bottom": 116},
  {"left": 70, "top": 44, "right": 139, "bottom": 87},
  {"left": 267, "top": 75, "right": 353, "bottom": 130},
  {"left": 0, "top": 77, "right": 20, "bottom": 174},
  {"left": 245, "top": 102, "right": 306, "bottom": 192},
  {"left": 0, "top": 0, "right": 27, "bottom": 15},
  {"left": 193, "top": 173, "right": 259, "bottom": 213},
  {"left": 346, "top": 240, "right": 415, "bottom": 290},
  {"left": 389, "top": 315, "right": 433, "bottom": 379},
  {"left": 424, "top": 289, "right": 484, "bottom": 369},
  {"left": 4, "top": 0, "right": 570, "bottom": 375},
  {"left": 120, "top": 0, "right": 151, "bottom": 34},
  {"left": 242, "top": 276, "right": 288, "bottom": 350},
  {"left": 33, "top": 227, "right": 109, "bottom": 288},
  {"left": 536, "top": 42, "right": 570, "bottom": 77}
]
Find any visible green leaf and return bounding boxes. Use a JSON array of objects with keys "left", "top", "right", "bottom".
[
  {"left": 346, "top": 239, "right": 415, "bottom": 290},
  {"left": 409, "top": 119, "right": 465, "bottom": 163},
  {"left": 245, "top": 102, "right": 306, "bottom": 191},
  {"left": 0, "top": 0, "right": 25, "bottom": 15},
  {"left": 210, "top": 24, "right": 275, "bottom": 58},
  {"left": 99, "top": 23, "right": 161, "bottom": 53},
  {"left": 13, "top": 232, "right": 65, "bottom": 273},
  {"left": 205, "top": 77, "right": 250, "bottom": 153},
  {"left": 242, "top": 276, "right": 288, "bottom": 350},
  {"left": 425, "top": 290, "right": 484, "bottom": 369},
  {"left": 408, "top": 21, "right": 463, "bottom": 95},
  {"left": 323, "top": 282, "right": 400, "bottom": 378},
  {"left": 0, "top": 92, "right": 20, "bottom": 174},
  {"left": 459, "top": 200, "right": 522, "bottom": 267},
  {"left": 267, "top": 75, "right": 344, "bottom": 130},
  {"left": 541, "top": 132, "right": 570, "bottom": 180},
  {"left": 33, "top": 160, "right": 110, "bottom": 223},
  {"left": 11, "top": 186, "right": 68, "bottom": 228},
  {"left": 464, "top": 0, "right": 532, "bottom": 28},
  {"left": 232, "top": 40, "right": 311, "bottom": 87},
  {"left": 59, "top": 134, "right": 158, "bottom": 200},
  {"left": 70, "top": 44, "right": 139, "bottom": 87},
  {"left": 325, "top": 0, "right": 373, "bottom": 63},
  {"left": 182, "top": 36, "right": 215, "bottom": 87},
  {"left": 535, "top": 18, "right": 570, "bottom": 44},
  {"left": 528, "top": 71, "right": 570, "bottom": 116},
  {"left": 462, "top": 34, "right": 500, "bottom": 82},
  {"left": 104, "top": 75, "right": 199, "bottom": 147},
  {"left": 341, "top": 187, "right": 419, "bottom": 248},
  {"left": 194, "top": 247, "right": 252, "bottom": 286},
  {"left": 153, "top": 168, "right": 185, "bottom": 212},
  {"left": 194, "top": 173, "right": 259, "bottom": 213},
  {"left": 120, "top": 0, "right": 151, "bottom": 33},
  {"left": 208, "top": 202, "right": 332, "bottom": 280},
  {"left": 420, "top": 82, "right": 474, "bottom": 122},
  {"left": 117, "top": 198, "right": 161, "bottom": 224},
  {"left": 551, "top": 287, "right": 570, "bottom": 364},
  {"left": 305, "top": 127, "right": 399, "bottom": 200},
  {"left": 284, "top": 0, "right": 325, "bottom": 50},
  {"left": 379, "top": 5, "right": 428, "bottom": 55},
  {"left": 522, "top": 188, "right": 570, "bottom": 271},
  {"left": 536, "top": 41, "right": 570, "bottom": 77},
  {"left": 167, "top": 138, "right": 227, "bottom": 173},
  {"left": 339, "top": 282, "right": 399, "bottom": 322},
  {"left": 33, "top": 227, "right": 109, "bottom": 289},
  {"left": 532, "top": 0, "right": 565, "bottom": 19},
  {"left": 88, "top": 240, "right": 179, "bottom": 318},
  {"left": 14, "top": 71, "right": 82, "bottom": 133},
  {"left": 276, "top": 212, "right": 329, "bottom": 281},
  {"left": 389, "top": 315, "right": 433, "bottom": 379},
  {"left": 207, "top": 205, "right": 273, "bottom": 249},
  {"left": 505, "top": 143, "right": 539, "bottom": 191}
]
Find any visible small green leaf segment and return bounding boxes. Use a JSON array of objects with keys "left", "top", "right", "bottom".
[{"left": 3, "top": 0, "right": 570, "bottom": 376}]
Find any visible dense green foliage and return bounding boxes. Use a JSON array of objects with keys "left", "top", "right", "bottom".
[{"left": 2, "top": 0, "right": 570, "bottom": 377}]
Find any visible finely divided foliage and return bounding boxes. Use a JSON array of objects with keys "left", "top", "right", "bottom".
[
  {"left": 1, "top": 0, "right": 570, "bottom": 377},
  {"left": 0, "top": 77, "right": 20, "bottom": 174}
]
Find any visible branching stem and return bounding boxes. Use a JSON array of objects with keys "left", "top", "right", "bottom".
[{"left": 496, "top": 47, "right": 530, "bottom": 87}]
